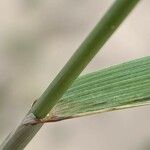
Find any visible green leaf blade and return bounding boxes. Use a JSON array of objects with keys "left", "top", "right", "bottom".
[{"left": 51, "top": 56, "right": 150, "bottom": 119}]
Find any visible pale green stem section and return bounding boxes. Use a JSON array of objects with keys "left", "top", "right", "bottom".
[{"left": 0, "top": 0, "right": 140, "bottom": 150}]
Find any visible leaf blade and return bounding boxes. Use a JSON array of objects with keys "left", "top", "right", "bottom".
[{"left": 50, "top": 56, "right": 150, "bottom": 119}]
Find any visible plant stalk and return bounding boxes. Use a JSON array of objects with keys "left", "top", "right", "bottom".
[{"left": 0, "top": 0, "right": 140, "bottom": 149}]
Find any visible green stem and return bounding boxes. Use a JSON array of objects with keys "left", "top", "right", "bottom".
[
  {"left": 0, "top": 0, "right": 140, "bottom": 149},
  {"left": 32, "top": 0, "right": 140, "bottom": 118}
]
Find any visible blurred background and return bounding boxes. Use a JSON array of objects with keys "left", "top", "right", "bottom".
[{"left": 0, "top": 0, "right": 150, "bottom": 150}]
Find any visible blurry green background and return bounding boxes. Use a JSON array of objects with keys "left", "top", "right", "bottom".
[{"left": 0, "top": 0, "right": 150, "bottom": 150}]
